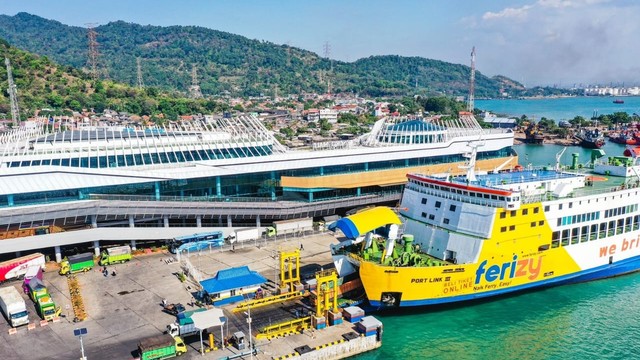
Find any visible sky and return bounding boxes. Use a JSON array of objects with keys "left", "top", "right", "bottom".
[{"left": 2, "top": 0, "right": 639, "bottom": 88}]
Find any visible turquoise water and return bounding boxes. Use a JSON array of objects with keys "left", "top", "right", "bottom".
[
  {"left": 476, "top": 96, "right": 640, "bottom": 121},
  {"left": 515, "top": 141, "right": 626, "bottom": 169},
  {"left": 352, "top": 109, "right": 640, "bottom": 359},
  {"left": 355, "top": 272, "right": 640, "bottom": 360}
]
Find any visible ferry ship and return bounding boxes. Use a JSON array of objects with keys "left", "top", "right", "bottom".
[{"left": 331, "top": 144, "right": 640, "bottom": 308}]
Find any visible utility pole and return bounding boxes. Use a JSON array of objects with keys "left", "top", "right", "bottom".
[
  {"left": 86, "top": 23, "right": 100, "bottom": 80},
  {"left": 323, "top": 41, "right": 332, "bottom": 95},
  {"left": 136, "top": 57, "right": 144, "bottom": 88},
  {"left": 5, "top": 58, "right": 20, "bottom": 123},
  {"left": 189, "top": 64, "right": 203, "bottom": 99},
  {"left": 468, "top": 46, "right": 476, "bottom": 112}
]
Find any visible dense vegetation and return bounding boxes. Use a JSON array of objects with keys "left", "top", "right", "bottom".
[
  {"left": 0, "top": 40, "right": 229, "bottom": 121},
  {"left": 0, "top": 12, "right": 525, "bottom": 98}
]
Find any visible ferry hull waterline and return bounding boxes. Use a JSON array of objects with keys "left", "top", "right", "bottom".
[{"left": 332, "top": 149, "right": 640, "bottom": 309}]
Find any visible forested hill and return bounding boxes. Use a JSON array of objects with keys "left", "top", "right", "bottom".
[
  {"left": 0, "top": 12, "right": 525, "bottom": 98},
  {"left": 0, "top": 39, "right": 227, "bottom": 120}
]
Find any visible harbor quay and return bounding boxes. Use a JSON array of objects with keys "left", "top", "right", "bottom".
[{"left": 0, "top": 232, "right": 381, "bottom": 360}]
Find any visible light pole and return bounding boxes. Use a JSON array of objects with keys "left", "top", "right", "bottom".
[
  {"left": 73, "top": 327, "right": 88, "bottom": 360},
  {"left": 243, "top": 295, "right": 254, "bottom": 359},
  {"left": 247, "top": 306, "right": 253, "bottom": 359}
]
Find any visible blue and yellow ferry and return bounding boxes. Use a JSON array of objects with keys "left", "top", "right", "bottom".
[{"left": 331, "top": 148, "right": 640, "bottom": 308}]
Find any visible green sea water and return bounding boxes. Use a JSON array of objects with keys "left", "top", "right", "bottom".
[
  {"left": 515, "top": 141, "right": 627, "bottom": 169},
  {"left": 355, "top": 271, "right": 640, "bottom": 360},
  {"left": 354, "top": 127, "right": 640, "bottom": 359}
]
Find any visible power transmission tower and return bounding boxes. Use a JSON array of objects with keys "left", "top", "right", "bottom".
[
  {"left": 468, "top": 46, "right": 476, "bottom": 112},
  {"left": 4, "top": 58, "right": 20, "bottom": 123},
  {"left": 136, "top": 57, "right": 144, "bottom": 88},
  {"left": 323, "top": 41, "right": 333, "bottom": 95},
  {"left": 189, "top": 64, "right": 203, "bottom": 99},
  {"left": 86, "top": 23, "right": 100, "bottom": 80}
]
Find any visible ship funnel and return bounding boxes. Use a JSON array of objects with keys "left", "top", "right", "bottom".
[
  {"left": 403, "top": 234, "right": 414, "bottom": 253},
  {"left": 571, "top": 153, "right": 579, "bottom": 170}
]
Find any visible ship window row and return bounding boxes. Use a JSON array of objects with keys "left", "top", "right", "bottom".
[
  {"left": 5, "top": 146, "right": 273, "bottom": 168},
  {"left": 408, "top": 181, "right": 508, "bottom": 208},
  {"left": 410, "top": 180, "right": 507, "bottom": 201},
  {"left": 499, "top": 206, "right": 540, "bottom": 219},
  {"left": 557, "top": 211, "right": 600, "bottom": 226},
  {"left": 531, "top": 221, "right": 545, "bottom": 227},
  {"left": 500, "top": 225, "right": 517, "bottom": 232},
  {"left": 604, "top": 204, "right": 638, "bottom": 218},
  {"left": 551, "top": 215, "right": 640, "bottom": 248}
]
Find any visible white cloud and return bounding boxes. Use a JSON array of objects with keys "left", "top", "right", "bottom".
[
  {"left": 538, "top": 0, "right": 610, "bottom": 9},
  {"left": 471, "top": 0, "right": 640, "bottom": 85},
  {"left": 482, "top": 5, "right": 533, "bottom": 20}
]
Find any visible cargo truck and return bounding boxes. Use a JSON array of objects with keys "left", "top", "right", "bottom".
[
  {"left": 99, "top": 245, "right": 132, "bottom": 266},
  {"left": 167, "top": 308, "right": 206, "bottom": 337},
  {"left": 0, "top": 253, "right": 46, "bottom": 282},
  {"left": 34, "top": 293, "right": 61, "bottom": 321},
  {"left": 270, "top": 217, "right": 313, "bottom": 236},
  {"left": 22, "top": 265, "right": 43, "bottom": 294},
  {"left": 0, "top": 286, "right": 29, "bottom": 327},
  {"left": 27, "top": 278, "right": 60, "bottom": 321},
  {"left": 138, "top": 334, "right": 187, "bottom": 360},
  {"left": 59, "top": 252, "right": 94, "bottom": 275},
  {"left": 226, "top": 228, "right": 263, "bottom": 244}
]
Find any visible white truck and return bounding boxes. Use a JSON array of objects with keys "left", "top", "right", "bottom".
[
  {"left": 227, "top": 228, "right": 263, "bottom": 244},
  {"left": 0, "top": 285, "right": 29, "bottom": 327},
  {"left": 167, "top": 309, "right": 205, "bottom": 337},
  {"left": 271, "top": 217, "right": 313, "bottom": 236}
]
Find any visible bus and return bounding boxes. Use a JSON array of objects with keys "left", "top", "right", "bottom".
[{"left": 168, "top": 231, "right": 225, "bottom": 254}]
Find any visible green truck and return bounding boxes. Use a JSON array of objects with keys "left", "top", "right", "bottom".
[
  {"left": 27, "top": 278, "right": 61, "bottom": 321},
  {"left": 35, "top": 293, "right": 61, "bottom": 321},
  {"left": 138, "top": 334, "right": 187, "bottom": 360},
  {"left": 59, "top": 252, "right": 95, "bottom": 275},
  {"left": 99, "top": 245, "right": 132, "bottom": 266}
]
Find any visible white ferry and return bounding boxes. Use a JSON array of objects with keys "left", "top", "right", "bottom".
[{"left": 331, "top": 144, "right": 640, "bottom": 308}]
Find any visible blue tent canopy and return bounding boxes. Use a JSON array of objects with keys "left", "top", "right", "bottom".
[{"left": 200, "top": 266, "right": 267, "bottom": 294}]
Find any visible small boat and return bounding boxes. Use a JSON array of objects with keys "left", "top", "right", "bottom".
[
  {"left": 575, "top": 129, "right": 605, "bottom": 149},
  {"left": 613, "top": 99, "right": 624, "bottom": 104}
]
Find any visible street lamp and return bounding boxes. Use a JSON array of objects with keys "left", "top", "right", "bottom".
[
  {"left": 243, "top": 295, "right": 254, "bottom": 359},
  {"left": 73, "top": 327, "right": 88, "bottom": 360}
]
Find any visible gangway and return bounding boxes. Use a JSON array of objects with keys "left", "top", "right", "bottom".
[
  {"left": 232, "top": 248, "right": 304, "bottom": 313},
  {"left": 255, "top": 316, "right": 311, "bottom": 340},
  {"left": 232, "top": 290, "right": 305, "bottom": 313}
]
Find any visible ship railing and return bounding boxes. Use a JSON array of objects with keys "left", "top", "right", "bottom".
[
  {"left": 520, "top": 181, "right": 640, "bottom": 204},
  {"left": 405, "top": 183, "right": 506, "bottom": 208}
]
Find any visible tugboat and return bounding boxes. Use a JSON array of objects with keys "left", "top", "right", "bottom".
[{"left": 575, "top": 129, "right": 605, "bottom": 149}]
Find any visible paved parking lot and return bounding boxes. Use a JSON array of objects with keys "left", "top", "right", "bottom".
[{"left": 0, "top": 232, "right": 344, "bottom": 360}]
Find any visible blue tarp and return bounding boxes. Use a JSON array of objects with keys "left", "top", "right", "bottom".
[{"left": 199, "top": 266, "right": 267, "bottom": 294}]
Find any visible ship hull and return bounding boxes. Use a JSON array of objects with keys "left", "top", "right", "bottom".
[{"left": 364, "top": 254, "right": 640, "bottom": 308}]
